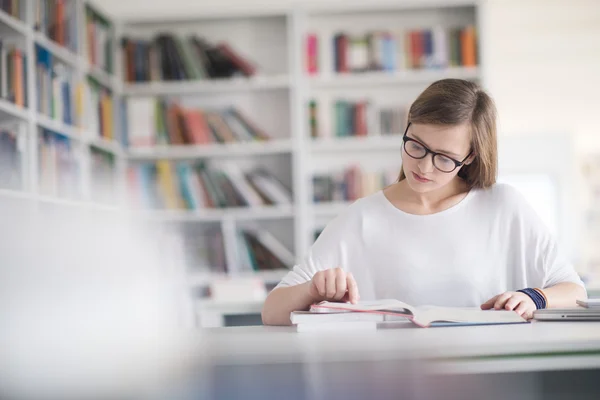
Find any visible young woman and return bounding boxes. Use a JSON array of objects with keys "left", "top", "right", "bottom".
[{"left": 262, "top": 79, "right": 586, "bottom": 326}]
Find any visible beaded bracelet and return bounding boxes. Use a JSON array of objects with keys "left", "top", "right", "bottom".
[{"left": 517, "top": 288, "right": 547, "bottom": 309}]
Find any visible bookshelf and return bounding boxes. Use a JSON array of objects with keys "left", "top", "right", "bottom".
[{"left": 0, "top": 0, "right": 485, "bottom": 327}]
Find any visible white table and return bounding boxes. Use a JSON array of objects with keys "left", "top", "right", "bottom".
[{"left": 189, "top": 322, "right": 600, "bottom": 400}]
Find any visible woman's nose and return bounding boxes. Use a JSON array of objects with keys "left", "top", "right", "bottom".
[{"left": 417, "top": 153, "right": 435, "bottom": 173}]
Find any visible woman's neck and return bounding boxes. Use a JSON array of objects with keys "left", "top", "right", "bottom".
[{"left": 385, "top": 178, "right": 470, "bottom": 215}]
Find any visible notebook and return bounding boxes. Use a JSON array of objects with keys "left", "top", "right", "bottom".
[
  {"left": 310, "top": 299, "right": 528, "bottom": 328},
  {"left": 576, "top": 299, "right": 600, "bottom": 308}
]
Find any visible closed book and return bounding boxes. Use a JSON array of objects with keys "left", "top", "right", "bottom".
[{"left": 296, "top": 321, "right": 377, "bottom": 333}]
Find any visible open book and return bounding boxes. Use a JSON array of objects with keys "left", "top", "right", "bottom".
[{"left": 310, "top": 299, "right": 528, "bottom": 328}]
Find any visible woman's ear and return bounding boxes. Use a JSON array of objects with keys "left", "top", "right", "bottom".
[{"left": 464, "top": 153, "right": 476, "bottom": 166}]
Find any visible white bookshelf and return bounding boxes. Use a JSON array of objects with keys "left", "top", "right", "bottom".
[{"left": 0, "top": 1, "right": 485, "bottom": 327}]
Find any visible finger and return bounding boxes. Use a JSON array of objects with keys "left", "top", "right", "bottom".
[
  {"left": 514, "top": 302, "right": 528, "bottom": 317},
  {"left": 333, "top": 268, "right": 347, "bottom": 300},
  {"left": 494, "top": 293, "right": 512, "bottom": 310},
  {"left": 481, "top": 295, "right": 499, "bottom": 310},
  {"left": 325, "top": 269, "right": 336, "bottom": 298},
  {"left": 346, "top": 272, "right": 359, "bottom": 304},
  {"left": 313, "top": 272, "right": 326, "bottom": 297},
  {"left": 505, "top": 296, "right": 521, "bottom": 311}
]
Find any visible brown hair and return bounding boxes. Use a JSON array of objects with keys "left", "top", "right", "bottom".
[{"left": 398, "top": 79, "right": 497, "bottom": 189}]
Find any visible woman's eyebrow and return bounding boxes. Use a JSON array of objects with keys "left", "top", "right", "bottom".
[{"left": 411, "top": 133, "right": 461, "bottom": 158}]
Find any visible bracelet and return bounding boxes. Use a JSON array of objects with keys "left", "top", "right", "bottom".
[
  {"left": 533, "top": 288, "right": 549, "bottom": 309},
  {"left": 517, "top": 288, "right": 547, "bottom": 309}
]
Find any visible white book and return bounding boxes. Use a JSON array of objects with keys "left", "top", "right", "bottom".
[
  {"left": 249, "top": 173, "right": 292, "bottom": 205},
  {"left": 244, "top": 225, "right": 295, "bottom": 267},
  {"left": 126, "top": 97, "right": 155, "bottom": 147},
  {"left": 311, "top": 299, "right": 528, "bottom": 328},
  {"left": 291, "top": 311, "right": 386, "bottom": 325},
  {"left": 219, "top": 163, "right": 264, "bottom": 207},
  {"left": 432, "top": 26, "right": 448, "bottom": 68},
  {"left": 296, "top": 321, "right": 377, "bottom": 333}
]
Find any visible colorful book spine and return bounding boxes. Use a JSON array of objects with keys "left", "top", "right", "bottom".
[
  {"left": 313, "top": 166, "right": 398, "bottom": 203},
  {"left": 38, "top": 129, "right": 80, "bottom": 198},
  {"left": 0, "top": 128, "right": 22, "bottom": 190}
]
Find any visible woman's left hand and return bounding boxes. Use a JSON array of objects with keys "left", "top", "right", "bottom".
[{"left": 481, "top": 291, "right": 537, "bottom": 320}]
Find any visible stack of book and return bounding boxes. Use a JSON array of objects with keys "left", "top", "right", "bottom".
[
  {"left": 0, "top": 129, "right": 21, "bottom": 190},
  {"left": 90, "top": 147, "right": 116, "bottom": 203},
  {"left": 234, "top": 226, "right": 295, "bottom": 272},
  {"left": 36, "top": 45, "right": 73, "bottom": 124},
  {"left": 0, "top": 0, "right": 25, "bottom": 21},
  {"left": 309, "top": 99, "right": 407, "bottom": 138},
  {"left": 126, "top": 98, "right": 270, "bottom": 147},
  {"left": 128, "top": 162, "right": 292, "bottom": 210},
  {"left": 85, "top": 5, "right": 114, "bottom": 74},
  {"left": 34, "top": 0, "right": 79, "bottom": 53},
  {"left": 306, "top": 25, "right": 477, "bottom": 74},
  {"left": 38, "top": 129, "right": 79, "bottom": 198},
  {"left": 313, "top": 166, "right": 398, "bottom": 203},
  {"left": 122, "top": 34, "right": 256, "bottom": 82},
  {"left": 0, "top": 41, "right": 27, "bottom": 108}
]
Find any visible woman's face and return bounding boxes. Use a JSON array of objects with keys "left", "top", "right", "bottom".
[{"left": 402, "top": 123, "right": 473, "bottom": 193}]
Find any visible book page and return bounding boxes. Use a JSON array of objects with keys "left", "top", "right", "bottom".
[
  {"left": 414, "top": 306, "right": 526, "bottom": 327},
  {"left": 312, "top": 299, "right": 416, "bottom": 315}
]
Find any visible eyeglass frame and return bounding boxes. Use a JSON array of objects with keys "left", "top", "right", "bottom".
[{"left": 401, "top": 122, "right": 473, "bottom": 173}]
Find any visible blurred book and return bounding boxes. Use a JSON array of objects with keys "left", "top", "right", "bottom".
[
  {"left": 234, "top": 226, "right": 295, "bottom": 273},
  {"left": 85, "top": 4, "right": 114, "bottom": 74},
  {"left": 90, "top": 147, "right": 116, "bottom": 204},
  {"left": 309, "top": 99, "right": 407, "bottom": 139},
  {"left": 85, "top": 77, "right": 115, "bottom": 141},
  {"left": 38, "top": 129, "right": 79, "bottom": 198},
  {"left": 310, "top": 25, "right": 477, "bottom": 75},
  {"left": 313, "top": 165, "right": 397, "bottom": 203},
  {"left": 36, "top": 44, "right": 72, "bottom": 124},
  {"left": 0, "top": 129, "right": 22, "bottom": 190},
  {"left": 0, "top": 41, "right": 27, "bottom": 108},
  {"left": 0, "top": 0, "right": 26, "bottom": 21},
  {"left": 34, "top": 0, "right": 79, "bottom": 53},
  {"left": 127, "top": 161, "right": 292, "bottom": 210},
  {"left": 125, "top": 98, "right": 270, "bottom": 147},
  {"left": 122, "top": 33, "right": 256, "bottom": 82}
]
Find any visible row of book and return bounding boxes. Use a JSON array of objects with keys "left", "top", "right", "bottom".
[
  {"left": 309, "top": 99, "right": 408, "bottom": 138},
  {"left": 0, "top": 0, "right": 25, "bottom": 20},
  {"left": 126, "top": 98, "right": 269, "bottom": 148},
  {"left": 122, "top": 34, "right": 256, "bottom": 82},
  {"left": 0, "top": 42, "right": 27, "bottom": 107},
  {"left": 38, "top": 129, "right": 80, "bottom": 198},
  {"left": 36, "top": 45, "right": 116, "bottom": 141},
  {"left": 313, "top": 165, "right": 398, "bottom": 203},
  {"left": 34, "top": 0, "right": 79, "bottom": 53},
  {"left": 0, "top": 129, "right": 21, "bottom": 190},
  {"left": 86, "top": 4, "right": 114, "bottom": 74},
  {"left": 90, "top": 147, "right": 116, "bottom": 203},
  {"left": 127, "top": 162, "right": 292, "bottom": 210},
  {"left": 307, "top": 26, "right": 477, "bottom": 74},
  {"left": 186, "top": 225, "right": 294, "bottom": 275}
]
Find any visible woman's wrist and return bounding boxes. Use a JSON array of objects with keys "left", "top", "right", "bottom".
[{"left": 517, "top": 288, "right": 547, "bottom": 309}]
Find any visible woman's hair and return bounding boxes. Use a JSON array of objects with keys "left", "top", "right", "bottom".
[{"left": 398, "top": 78, "right": 498, "bottom": 189}]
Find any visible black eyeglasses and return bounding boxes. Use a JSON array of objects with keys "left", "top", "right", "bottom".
[{"left": 402, "top": 122, "right": 472, "bottom": 173}]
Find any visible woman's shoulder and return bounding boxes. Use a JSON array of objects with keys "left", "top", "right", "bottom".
[{"left": 473, "top": 182, "right": 532, "bottom": 213}]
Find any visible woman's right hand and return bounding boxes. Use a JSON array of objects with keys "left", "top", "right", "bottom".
[{"left": 307, "top": 267, "right": 360, "bottom": 304}]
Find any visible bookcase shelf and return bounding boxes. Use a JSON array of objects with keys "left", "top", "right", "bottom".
[
  {"left": 33, "top": 32, "right": 83, "bottom": 68},
  {"left": 139, "top": 205, "right": 294, "bottom": 222},
  {"left": 86, "top": 63, "right": 116, "bottom": 90},
  {"left": 127, "top": 139, "right": 294, "bottom": 161},
  {"left": 309, "top": 67, "right": 480, "bottom": 89},
  {"left": 122, "top": 75, "right": 291, "bottom": 97},
  {"left": 189, "top": 269, "right": 289, "bottom": 286},
  {"left": 36, "top": 113, "right": 84, "bottom": 141},
  {"left": 311, "top": 135, "right": 404, "bottom": 153},
  {"left": 0, "top": 9, "right": 27, "bottom": 35},
  {"left": 5, "top": 0, "right": 485, "bottom": 326},
  {"left": 0, "top": 99, "right": 28, "bottom": 121}
]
